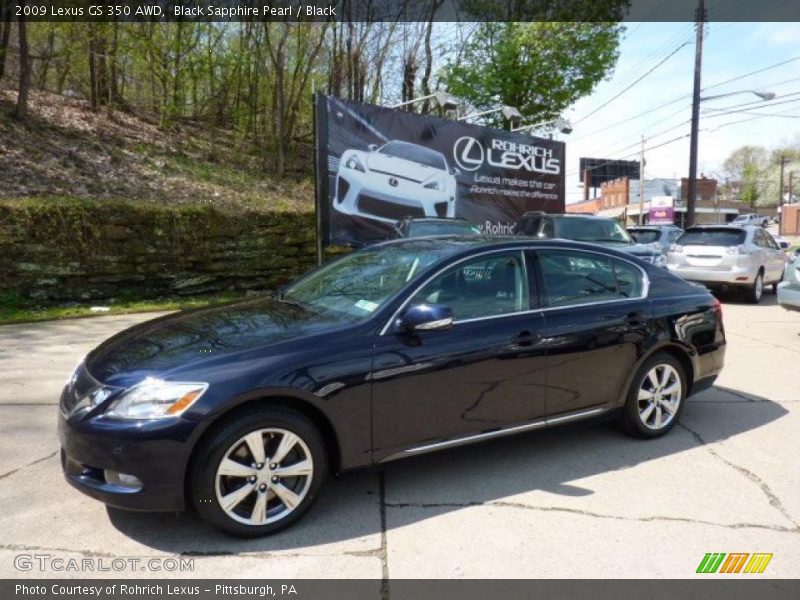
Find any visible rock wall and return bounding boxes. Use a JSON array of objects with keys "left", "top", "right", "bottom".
[{"left": 0, "top": 199, "right": 317, "bottom": 303}]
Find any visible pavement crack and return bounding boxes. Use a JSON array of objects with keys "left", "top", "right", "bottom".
[
  {"left": 384, "top": 501, "right": 798, "bottom": 533},
  {"left": 0, "top": 451, "right": 58, "bottom": 481},
  {"left": 679, "top": 423, "right": 799, "bottom": 530},
  {"left": 378, "top": 471, "right": 390, "bottom": 600}
]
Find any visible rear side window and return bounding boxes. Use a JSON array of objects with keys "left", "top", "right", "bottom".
[
  {"left": 629, "top": 229, "right": 660, "bottom": 244},
  {"left": 677, "top": 229, "right": 746, "bottom": 247},
  {"left": 536, "top": 250, "right": 644, "bottom": 308}
]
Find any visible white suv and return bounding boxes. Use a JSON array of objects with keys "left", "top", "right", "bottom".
[{"left": 732, "top": 213, "right": 769, "bottom": 227}]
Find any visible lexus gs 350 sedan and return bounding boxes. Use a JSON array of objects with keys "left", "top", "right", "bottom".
[
  {"left": 333, "top": 140, "right": 459, "bottom": 222},
  {"left": 59, "top": 238, "right": 726, "bottom": 536}
]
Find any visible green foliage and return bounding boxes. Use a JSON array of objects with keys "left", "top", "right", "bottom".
[{"left": 443, "top": 22, "right": 623, "bottom": 127}]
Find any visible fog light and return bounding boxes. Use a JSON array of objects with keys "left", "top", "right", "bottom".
[{"left": 104, "top": 470, "right": 142, "bottom": 490}]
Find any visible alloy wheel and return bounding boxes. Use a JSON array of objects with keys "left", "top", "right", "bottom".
[
  {"left": 754, "top": 273, "right": 763, "bottom": 301},
  {"left": 637, "top": 364, "right": 682, "bottom": 430},
  {"left": 214, "top": 428, "right": 314, "bottom": 526}
]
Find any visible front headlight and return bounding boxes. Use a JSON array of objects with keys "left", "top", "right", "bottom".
[
  {"left": 105, "top": 378, "right": 208, "bottom": 420},
  {"left": 424, "top": 179, "right": 444, "bottom": 191},
  {"left": 345, "top": 155, "right": 365, "bottom": 173}
]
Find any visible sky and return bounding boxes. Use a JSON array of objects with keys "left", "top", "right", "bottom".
[{"left": 556, "top": 21, "right": 800, "bottom": 204}]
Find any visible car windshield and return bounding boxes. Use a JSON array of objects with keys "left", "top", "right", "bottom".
[
  {"left": 553, "top": 218, "right": 633, "bottom": 243},
  {"left": 380, "top": 141, "right": 446, "bottom": 170},
  {"left": 628, "top": 229, "right": 660, "bottom": 244},
  {"left": 408, "top": 221, "right": 481, "bottom": 237},
  {"left": 732, "top": 216, "right": 748, "bottom": 222},
  {"left": 677, "top": 228, "right": 747, "bottom": 246},
  {"left": 282, "top": 242, "right": 461, "bottom": 320}
]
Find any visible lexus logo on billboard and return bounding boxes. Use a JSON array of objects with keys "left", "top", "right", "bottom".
[
  {"left": 453, "top": 136, "right": 485, "bottom": 172},
  {"left": 453, "top": 136, "right": 561, "bottom": 175}
]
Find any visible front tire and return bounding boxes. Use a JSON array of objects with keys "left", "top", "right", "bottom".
[
  {"left": 191, "top": 407, "right": 328, "bottom": 537},
  {"left": 621, "top": 352, "right": 687, "bottom": 438}
]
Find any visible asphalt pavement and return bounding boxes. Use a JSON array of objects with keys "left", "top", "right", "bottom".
[{"left": 1, "top": 294, "right": 798, "bottom": 579}]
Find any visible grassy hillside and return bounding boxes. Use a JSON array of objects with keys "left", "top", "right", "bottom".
[{"left": 0, "top": 85, "right": 314, "bottom": 211}]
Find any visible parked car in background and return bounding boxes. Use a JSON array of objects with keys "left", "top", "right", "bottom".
[
  {"left": 667, "top": 225, "right": 786, "bottom": 303},
  {"left": 517, "top": 212, "right": 666, "bottom": 267},
  {"left": 627, "top": 225, "right": 684, "bottom": 256},
  {"left": 777, "top": 250, "right": 800, "bottom": 312},
  {"left": 732, "top": 213, "right": 769, "bottom": 227},
  {"left": 334, "top": 140, "right": 459, "bottom": 223},
  {"left": 390, "top": 217, "right": 481, "bottom": 239},
  {"left": 59, "top": 237, "right": 725, "bottom": 536}
]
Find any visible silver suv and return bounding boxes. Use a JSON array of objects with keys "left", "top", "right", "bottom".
[
  {"left": 667, "top": 225, "right": 786, "bottom": 303},
  {"left": 732, "top": 213, "right": 769, "bottom": 227}
]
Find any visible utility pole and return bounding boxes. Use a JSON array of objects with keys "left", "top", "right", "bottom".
[
  {"left": 686, "top": 0, "right": 706, "bottom": 228},
  {"left": 638, "top": 135, "right": 645, "bottom": 225}
]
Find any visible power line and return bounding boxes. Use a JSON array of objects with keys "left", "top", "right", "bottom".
[{"left": 572, "top": 41, "right": 691, "bottom": 126}]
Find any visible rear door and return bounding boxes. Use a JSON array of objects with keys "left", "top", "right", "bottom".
[
  {"left": 530, "top": 248, "right": 651, "bottom": 416},
  {"left": 758, "top": 230, "right": 787, "bottom": 282}
]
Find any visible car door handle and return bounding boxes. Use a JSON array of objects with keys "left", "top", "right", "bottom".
[
  {"left": 511, "top": 330, "right": 538, "bottom": 347},
  {"left": 624, "top": 311, "right": 645, "bottom": 327}
]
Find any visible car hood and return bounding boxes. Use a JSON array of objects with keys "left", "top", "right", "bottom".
[
  {"left": 366, "top": 152, "right": 442, "bottom": 183},
  {"left": 84, "top": 297, "right": 348, "bottom": 388}
]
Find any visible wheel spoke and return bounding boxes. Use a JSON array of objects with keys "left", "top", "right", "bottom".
[
  {"left": 218, "top": 458, "right": 257, "bottom": 478},
  {"left": 271, "top": 432, "right": 300, "bottom": 465},
  {"left": 662, "top": 399, "right": 677, "bottom": 416},
  {"left": 646, "top": 369, "right": 660, "bottom": 390},
  {"left": 272, "top": 482, "right": 301, "bottom": 509},
  {"left": 274, "top": 459, "right": 312, "bottom": 479},
  {"left": 638, "top": 389, "right": 655, "bottom": 401},
  {"left": 659, "top": 367, "right": 673, "bottom": 388},
  {"left": 640, "top": 402, "right": 656, "bottom": 423},
  {"left": 220, "top": 482, "right": 255, "bottom": 511},
  {"left": 655, "top": 405, "right": 663, "bottom": 429},
  {"left": 251, "top": 491, "right": 268, "bottom": 524},
  {"left": 662, "top": 382, "right": 680, "bottom": 397},
  {"left": 244, "top": 431, "right": 266, "bottom": 465}
]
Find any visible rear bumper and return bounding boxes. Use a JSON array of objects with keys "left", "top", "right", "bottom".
[
  {"left": 58, "top": 412, "right": 197, "bottom": 511},
  {"left": 667, "top": 266, "right": 756, "bottom": 286}
]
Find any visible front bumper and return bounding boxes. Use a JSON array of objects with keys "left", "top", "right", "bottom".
[{"left": 58, "top": 411, "right": 198, "bottom": 511}]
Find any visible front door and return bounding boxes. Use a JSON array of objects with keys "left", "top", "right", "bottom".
[{"left": 370, "top": 250, "right": 548, "bottom": 460}]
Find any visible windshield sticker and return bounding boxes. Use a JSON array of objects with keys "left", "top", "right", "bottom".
[{"left": 355, "top": 299, "right": 379, "bottom": 312}]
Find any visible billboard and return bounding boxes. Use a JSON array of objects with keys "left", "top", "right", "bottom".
[
  {"left": 579, "top": 157, "right": 640, "bottom": 188},
  {"left": 648, "top": 195, "right": 675, "bottom": 225},
  {"left": 315, "top": 94, "right": 565, "bottom": 247}
]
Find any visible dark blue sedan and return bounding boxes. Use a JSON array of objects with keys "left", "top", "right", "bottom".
[{"left": 59, "top": 237, "right": 726, "bottom": 536}]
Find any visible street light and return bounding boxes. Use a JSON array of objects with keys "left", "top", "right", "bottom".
[
  {"left": 390, "top": 90, "right": 460, "bottom": 111},
  {"left": 686, "top": 89, "right": 776, "bottom": 226},
  {"left": 513, "top": 116, "right": 573, "bottom": 135},
  {"left": 459, "top": 105, "right": 523, "bottom": 127}
]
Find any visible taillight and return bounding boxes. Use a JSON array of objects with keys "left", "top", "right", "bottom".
[
  {"left": 670, "top": 244, "right": 683, "bottom": 254},
  {"left": 726, "top": 244, "right": 746, "bottom": 255},
  {"left": 712, "top": 297, "right": 723, "bottom": 320}
]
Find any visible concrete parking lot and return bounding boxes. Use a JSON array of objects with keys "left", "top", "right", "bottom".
[{"left": 1, "top": 295, "right": 798, "bottom": 579}]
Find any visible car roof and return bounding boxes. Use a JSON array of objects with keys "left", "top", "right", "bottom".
[
  {"left": 369, "top": 235, "right": 648, "bottom": 260},
  {"left": 684, "top": 224, "right": 755, "bottom": 230}
]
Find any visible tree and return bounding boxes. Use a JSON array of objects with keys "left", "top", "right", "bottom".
[
  {"left": 443, "top": 22, "right": 623, "bottom": 127},
  {"left": 0, "top": 0, "right": 12, "bottom": 82},
  {"left": 15, "top": 1, "right": 30, "bottom": 120},
  {"left": 719, "top": 145, "right": 769, "bottom": 207}
]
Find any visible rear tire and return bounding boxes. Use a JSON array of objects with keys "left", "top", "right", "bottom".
[
  {"left": 745, "top": 271, "right": 764, "bottom": 304},
  {"left": 190, "top": 406, "right": 328, "bottom": 537},
  {"left": 621, "top": 352, "right": 687, "bottom": 439}
]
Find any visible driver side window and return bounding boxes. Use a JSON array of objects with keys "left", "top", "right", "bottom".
[{"left": 410, "top": 252, "right": 528, "bottom": 322}]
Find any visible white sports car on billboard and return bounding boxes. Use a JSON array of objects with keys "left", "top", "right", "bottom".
[{"left": 333, "top": 140, "right": 459, "bottom": 223}]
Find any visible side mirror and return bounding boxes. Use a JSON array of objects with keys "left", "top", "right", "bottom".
[
  {"left": 396, "top": 304, "right": 453, "bottom": 332},
  {"left": 779, "top": 241, "right": 790, "bottom": 250},
  {"left": 367, "top": 144, "right": 378, "bottom": 151}
]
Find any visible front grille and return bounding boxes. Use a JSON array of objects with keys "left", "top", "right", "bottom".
[
  {"left": 336, "top": 177, "right": 350, "bottom": 203},
  {"left": 357, "top": 195, "right": 425, "bottom": 219}
]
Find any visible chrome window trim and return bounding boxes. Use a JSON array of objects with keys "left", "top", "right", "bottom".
[{"left": 380, "top": 245, "right": 650, "bottom": 336}]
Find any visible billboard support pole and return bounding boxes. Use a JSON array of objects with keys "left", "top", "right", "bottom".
[{"left": 638, "top": 135, "right": 645, "bottom": 225}]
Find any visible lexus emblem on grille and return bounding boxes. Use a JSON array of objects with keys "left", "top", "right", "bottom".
[{"left": 389, "top": 177, "right": 398, "bottom": 187}]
